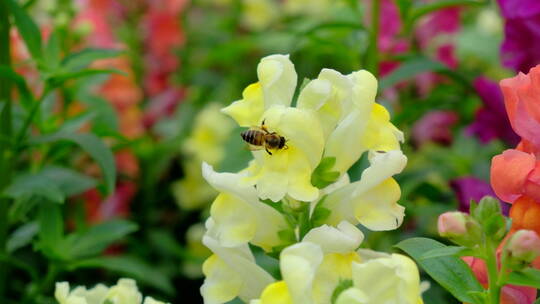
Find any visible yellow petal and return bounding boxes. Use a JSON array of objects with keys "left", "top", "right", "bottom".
[
  {"left": 351, "top": 253, "right": 422, "bottom": 304},
  {"left": 257, "top": 55, "right": 297, "bottom": 108},
  {"left": 280, "top": 242, "right": 323, "bottom": 304},
  {"left": 297, "top": 78, "right": 342, "bottom": 139},
  {"left": 221, "top": 83, "right": 265, "bottom": 127},
  {"left": 203, "top": 231, "right": 275, "bottom": 302},
  {"left": 324, "top": 151, "right": 407, "bottom": 230},
  {"left": 201, "top": 255, "right": 243, "bottom": 304},
  {"left": 312, "top": 252, "right": 360, "bottom": 304},
  {"left": 302, "top": 221, "right": 364, "bottom": 254},
  {"left": 210, "top": 193, "right": 258, "bottom": 247},
  {"left": 258, "top": 281, "right": 293, "bottom": 304},
  {"left": 361, "top": 103, "right": 403, "bottom": 152}
]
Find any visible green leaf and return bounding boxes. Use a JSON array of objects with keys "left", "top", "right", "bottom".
[
  {"left": 379, "top": 57, "right": 446, "bottom": 90},
  {"left": 420, "top": 246, "right": 469, "bottom": 260},
  {"left": 0, "top": 65, "right": 34, "bottom": 109},
  {"left": 4, "top": 172, "right": 64, "bottom": 204},
  {"left": 64, "top": 220, "right": 138, "bottom": 259},
  {"left": 6, "top": 0, "right": 42, "bottom": 59},
  {"left": 62, "top": 48, "right": 123, "bottom": 70},
  {"left": 506, "top": 268, "right": 540, "bottom": 289},
  {"left": 395, "top": 238, "right": 483, "bottom": 304},
  {"left": 44, "top": 30, "right": 61, "bottom": 69},
  {"left": 69, "top": 256, "right": 174, "bottom": 295},
  {"left": 7, "top": 221, "right": 38, "bottom": 253},
  {"left": 48, "top": 69, "right": 126, "bottom": 88},
  {"left": 37, "top": 202, "right": 64, "bottom": 258},
  {"left": 31, "top": 133, "right": 116, "bottom": 194}
]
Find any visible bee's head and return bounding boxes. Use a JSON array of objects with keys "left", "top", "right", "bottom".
[{"left": 278, "top": 136, "right": 286, "bottom": 149}]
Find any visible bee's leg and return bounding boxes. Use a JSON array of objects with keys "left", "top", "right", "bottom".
[
  {"left": 265, "top": 148, "right": 272, "bottom": 155},
  {"left": 261, "top": 119, "right": 270, "bottom": 134}
]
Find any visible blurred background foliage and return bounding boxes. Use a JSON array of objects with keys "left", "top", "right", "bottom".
[{"left": 0, "top": 0, "right": 529, "bottom": 303}]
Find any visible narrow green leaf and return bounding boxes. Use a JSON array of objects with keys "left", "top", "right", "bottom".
[
  {"left": 408, "top": 0, "right": 484, "bottom": 26},
  {"left": 64, "top": 220, "right": 138, "bottom": 259},
  {"left": 380, "top": 57, "right": 446, "bottom": 90},
  {"left": 506, "top": 268, "right": 540, "bottom": 289},
  {"left": 395, "top": 238, "right": 483, "bottom": 304},
  {"left": 48, "top": 69, "right": 126, "bottom": 88},
  {"left": 37, "top": 202, "right": 64, "bottom": 258},
  {"left": 31, "top": 133, "right": 116, "bottom": 194},
  {"left": 69, "top": 256, "right": 174, "bottom": 295},
  {"left": 4, "top": 173, "right": 64, "bottom": 204},
  {"left": 44, "top": 30, "right": 61, "bottom": 69},
  {"left": 420, "top": 246, "right": 468, "bottom": 260},
  {"left": 6, "top": 0, "right": 42, "bottom": 59},
  {"left": 62, "top": 48, "right": 123, "bottom": 70},
  {"left": 7, "top": 221, "right": 38, "bottom": 253}
]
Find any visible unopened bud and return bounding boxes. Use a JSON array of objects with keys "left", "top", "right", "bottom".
[
  {"left": 438, "top": 212, "right": 468, "bottom": 237},
  {"left": 505, "top": 230, "right": 540, "bottom": 263}
]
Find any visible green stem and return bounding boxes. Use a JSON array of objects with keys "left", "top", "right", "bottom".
[
  {"left": 365, "top": 0, "right": 380, "bottom": 76},
  {"left": 485, "top": 242, "right": 501, "bottom": 304},
  {"left": 0, "top": 0, "right": 12, "bottom": 299}
]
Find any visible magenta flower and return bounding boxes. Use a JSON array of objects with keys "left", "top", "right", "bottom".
[
  {"left": 467, "top": 77, "right": 519, "bottom": 146},
  {"left": 411, "top": 110, "right": 458, "bottom": 146},
  {"left": 497, "top": 0, "right": 540, "bottom": 73},
  {"left": 450, "top": 176, "right": 510, "bottom": 215}
]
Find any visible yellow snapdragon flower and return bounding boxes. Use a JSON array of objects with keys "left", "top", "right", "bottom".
[
  {"left": 251, "top": 227, "right": 423, "bottom": 304},
  {"left": 201, "top": 225, "right": 276, "bottom": 304},
  {"left": 55, "top": 279, "right": 168, "bottom": 304},
  {"left": 222, "top": 55, "right": 325, "bottom": 202},
  {"left": 319, "top": 150, "right": 407, "bottom": 231}
]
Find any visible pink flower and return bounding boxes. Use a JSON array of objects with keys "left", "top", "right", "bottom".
[{"left": 438, "top": 212, "right": 468, "bottom": 237}]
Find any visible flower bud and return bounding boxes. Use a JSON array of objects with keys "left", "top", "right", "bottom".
[
  {"left": 505, "top": 230, "right": 540, "bottom": 263},
  {"left": 438, "top": 212, "right": 468, "bottom": 237}
]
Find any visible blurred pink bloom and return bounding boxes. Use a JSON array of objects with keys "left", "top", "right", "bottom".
[
  {"left": 142, "top": 0, "right": 185, "bottom": 96},
  {"left": 467, "top": 77, "right": 519, "bottom": 146},
  {"left": 497, "top": 0, "right": 540, "bottom": 73},
  {"left": 143, "top": 88, "right": 185, "bottom": 128},
  {"left": 411, "top": 110, "right": 458, "bottom": 146},
  {"left": 75, "top": 0, "right": 124, "bottom": 48},
  {"left": 84, "top": 182, "right": 137, "bottom": 223}
]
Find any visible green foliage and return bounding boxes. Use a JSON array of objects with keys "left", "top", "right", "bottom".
[
  {"left": 506, "top": 268, "right": 540, "bottom": 289},
  {"left": 396, "top": 238, "right": 484, "bottom": 304}
]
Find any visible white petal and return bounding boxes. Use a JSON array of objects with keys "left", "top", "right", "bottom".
[
  {"left": 203, "top": 234, "right": 275, "bottom": 302},
  {"left": 302, "top": 221, "right": 364, "bottom": 254},
  {"left": 257, "top": 55, "right": 297, "bottom": 108}
]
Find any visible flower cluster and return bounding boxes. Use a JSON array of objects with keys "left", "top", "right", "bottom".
[
  {"left": 490, "top": 65, "right": 540, "bottom": 236},
  {"left": 199, "top": 54, "right": 423, "bottom": 303},
  {"left": 55, "top": 278, "right": 167, "bottom": 304}
]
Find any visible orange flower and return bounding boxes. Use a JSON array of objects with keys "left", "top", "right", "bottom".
[
  {"left": 499, "top": 65, "right": 540, "bottom": 153},
  {"left": 491, "top": 149, "right": 540, "bottom": 204}
]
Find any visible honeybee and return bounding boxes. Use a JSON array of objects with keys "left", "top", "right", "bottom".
[{"left": 241, "top": 120, "right": 287, "bottom": 155}]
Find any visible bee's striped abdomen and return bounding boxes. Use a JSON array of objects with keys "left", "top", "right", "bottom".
[{"left": 241, "top": 129, "right": 264, "bottom": 146}]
